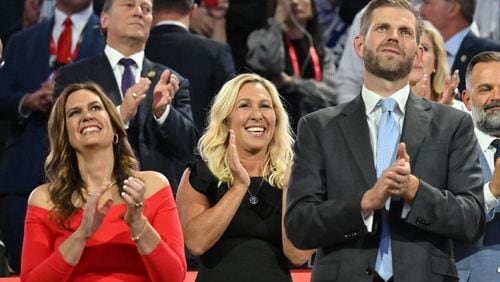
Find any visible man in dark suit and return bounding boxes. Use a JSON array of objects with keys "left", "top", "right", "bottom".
[
  {"left": 285, "top": 1, "right": 485, "bottom": 281},
  {"left": 55, "top": 0, "right": 197, "bottom": 193},
  {"left": 419, "top": 0, "right": 500, "bottom": 93},
  {"left": 0, "top": 0, "right": 104, "bottom": 272},
  {"left": 146, "top": 0, "right": 235, "bottom": 132},
  {"left": 459, "top": 51, "right": 500, "bottom": 282}
]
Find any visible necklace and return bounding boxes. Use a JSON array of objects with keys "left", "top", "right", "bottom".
[
  {"left": 247, "top": 177, "right": 265, "bottom": 205},
  {"left": 82, "top": 180, "right": 117, "bottom": 196}
]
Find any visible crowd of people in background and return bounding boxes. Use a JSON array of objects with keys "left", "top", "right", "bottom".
[{"left": 0, "top": 0, "right": 499, "bottom": 281}]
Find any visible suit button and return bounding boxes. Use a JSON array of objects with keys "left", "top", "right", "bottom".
[
  {"left": 365, "top": 267, "right": 373, "bottom": 275},
  {"left": 497, "top": 266, "right": 500, "bottom": 274}
]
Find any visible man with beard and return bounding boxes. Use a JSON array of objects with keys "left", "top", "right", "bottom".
[
  {"left": 458, "top": 51, "right": 500, "bottom": 282},
  {"left": 285, "top": 0, "right": 485, "bottom": 281}
]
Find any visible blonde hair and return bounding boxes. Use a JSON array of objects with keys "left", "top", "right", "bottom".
[
  {"left": 46, "top": 82, "right": 139, "bottom": 230},
  {"left": 198, "top": 74, "right": 294, "bottom": 189},
  {"left": 423, "top": 21, "right": 449, "bottom": 102}
]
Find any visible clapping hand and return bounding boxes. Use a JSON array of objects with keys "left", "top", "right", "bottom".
[
  {"left": 121, "top": 177, "right": 147, "bottom": 227},
  {"left": 76, "top": 183, "right": 114, "bottom": 240},
  {"left": 227, "top": 129, "right": 250, "bottom": 190},
  {"left": 439, "top": 69, "right": 460, "bottom": 104},
  {"left": 412, "top": 74, "right": 431, "bottom": 100},
  {"left": 386, "top": 143, "right": 412, "bottom": 198},
  {"left": 120, "top": 78, "right": 150, "bottom": 123},
  {"left": 152, "top": 70, "right": 179, "bottom": 118},
  {"left": 361, "top": 143, "right": 417, "bottom": 215},
  {"left": 488, "top": 159, "right": 500, "bottom": 198},
  {"left": 22, "top": 80, "right": 55, "bottom": 113}
]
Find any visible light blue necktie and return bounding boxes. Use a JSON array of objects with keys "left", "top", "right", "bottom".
[{"left": 374, "top": 98, "right": 400, "bottom": 281}]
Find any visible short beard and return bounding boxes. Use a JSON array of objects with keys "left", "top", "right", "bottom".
[
  {"left": 472, "top": 101, "right": 500, "bottom": 136},
  {"left": 364, "top": 45, "right": 415, "bottom": 82}
]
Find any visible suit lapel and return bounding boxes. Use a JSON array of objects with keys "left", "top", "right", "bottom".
[
  {"left": 92, "top": 54, "right": 122, "bottom": 104},
  {"left": 339, "top": 96, "right": 377, "bottom": 188},
  {"left": 139, "top": 58, "right": 160, "bottom": 128},
  {"left": 400, "top": 93, "right": 432, "bottom": 167},
  {"left": 32, "top": 19, "right": 52, "bottom": 79},
  {"left": 77, "top": 14, "right": 102, "bottom": 60},
  {"left": 451, "top": 31, "right": 474, "bottom": 73}
]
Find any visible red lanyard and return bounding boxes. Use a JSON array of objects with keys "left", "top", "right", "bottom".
[{"left": 285, "top": 37, "right": 322, "bottom": 81}]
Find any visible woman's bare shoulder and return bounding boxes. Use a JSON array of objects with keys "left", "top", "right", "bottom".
[
  {"left": 28, "top": 184, "right": 53, "bottom": 209},
  {"left": 139, "top": 171, "right": 171, "bottom": 198}
]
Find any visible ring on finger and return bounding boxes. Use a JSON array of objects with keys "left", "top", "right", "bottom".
[
  {"left": 134, "top": 201, "right": 144, "bottom": 208},
  {"left": 132, "top": 92, "right": 138, "bottom": 100}
]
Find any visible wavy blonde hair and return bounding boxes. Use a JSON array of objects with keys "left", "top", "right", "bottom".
[
  {"left": 198, "top": 74, "right": 294, "bottom": 189},
  {"left": 45, "top": 82, "right": 139, "bottom": 230},
  {"left": 423, "top": 20, "right": 450, "bottom": 103}
]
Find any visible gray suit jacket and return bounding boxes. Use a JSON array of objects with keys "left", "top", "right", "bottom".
[{"left": 285, "top": 93, "right": 485, "bottom": 282}]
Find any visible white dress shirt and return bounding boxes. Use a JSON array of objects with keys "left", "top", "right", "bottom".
[
  {"left": 52, "top": 5, "right": 94, "bottom": 53},
  {"left": 473, "top": 128, "right": 500, "bottom": 213}
]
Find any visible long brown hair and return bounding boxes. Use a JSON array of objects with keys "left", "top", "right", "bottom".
[{"left": 45, "top": 82, "right": 138, "bottom": 230}]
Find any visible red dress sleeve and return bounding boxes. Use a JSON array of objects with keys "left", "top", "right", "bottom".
[
  {"left": 140, "top": 186, "right": 187, "bottom": 282},
  {"left": 20, "top": 206, "right": 75, "bottom": 282}
]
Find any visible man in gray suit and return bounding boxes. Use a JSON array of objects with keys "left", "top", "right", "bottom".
[
  {"left": 459, "top": 51, "right": 500, "bottom": 282},
  {"left": 285, "top": 0, "right": 485, "bottom": 281}
]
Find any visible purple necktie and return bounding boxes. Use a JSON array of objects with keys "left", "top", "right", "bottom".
[{"left": 119, "top": 58, "right": 136, "bottom": 97}]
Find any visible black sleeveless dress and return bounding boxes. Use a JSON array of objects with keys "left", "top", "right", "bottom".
[{"left": 187, "top": 158, "right": 292, "bottom": 282}]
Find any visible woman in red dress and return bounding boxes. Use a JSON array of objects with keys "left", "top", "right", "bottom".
[{"left": 20, "top": 82, "right": 186, "bottom": 282}]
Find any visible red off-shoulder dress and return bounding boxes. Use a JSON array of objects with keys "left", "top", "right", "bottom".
[{"left": 20, "top": 187, "right": 186, "bottom": 282}]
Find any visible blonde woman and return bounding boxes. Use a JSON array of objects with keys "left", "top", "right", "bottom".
[
  {"left": 409, "top": 20, "right": 467, "bottom": 111},
  {"left": 176, "top": 73, "right": 312, "bottom": 282}
]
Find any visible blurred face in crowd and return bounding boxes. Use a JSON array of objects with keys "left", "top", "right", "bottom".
[
  {"left": 57, "top": 0, "right": 93, "bottom": 14},
  {"left": 419, "top": 33, "right": 436, "bottom": 77},
  {"left": 101, "top": 0, "right": 153, "bottom": 46},
  {"left": 463, "top": 62, "right": 500, "bottom": 136},
  {"left": 419, "top": 0, "right": 451, "bottom": 32},
  {"left": 409, "top": 33, "right": 436, "bottom": 85},
  {"left": 357, "top": 6, "right": 421, "bottom": 82},
  {"left": 289, "top": 0, "right": 313, "bottom": 23},
  {"left": 226, "top": 82, "right": 277, "bottom": 157}
]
